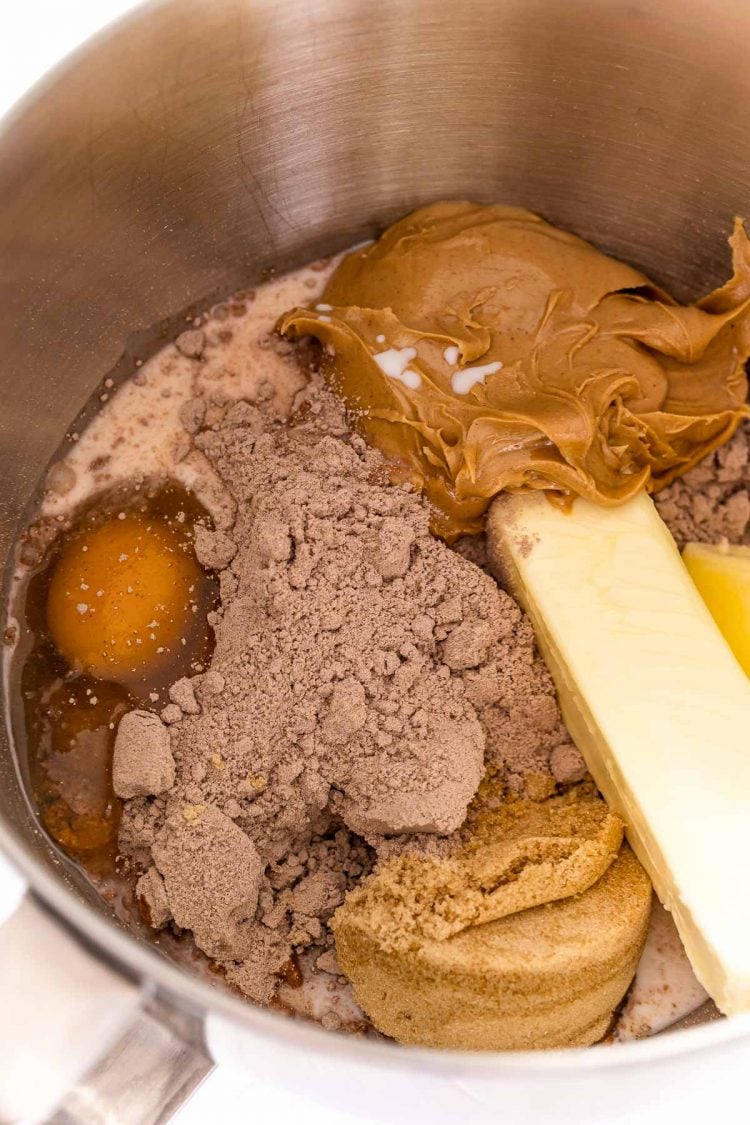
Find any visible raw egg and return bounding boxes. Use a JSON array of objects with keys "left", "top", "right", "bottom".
[{"left": 47, "top": 514, "right": 203, "bottom": 684}]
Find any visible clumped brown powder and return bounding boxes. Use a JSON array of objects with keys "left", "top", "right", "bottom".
[
  {"left": 656, "top": 422, "right": 750, "bottom": 548},
  {"left": 118, "top": 372, "right": 583, "bottom": 1004}
]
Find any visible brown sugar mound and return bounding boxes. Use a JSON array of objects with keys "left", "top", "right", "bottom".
[
  {"left": 343, "top": 790, "right": 623, "bottom": 952},
  {"left": 333, "top": 793, "right": 651, "bottom": 1050}
]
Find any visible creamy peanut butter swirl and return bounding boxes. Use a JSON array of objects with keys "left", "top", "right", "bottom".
[{"left": 279, "top": 202, "right": 750, "bottom": 536}]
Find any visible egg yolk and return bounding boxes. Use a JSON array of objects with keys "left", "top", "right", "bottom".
[{"left": 47, "top": 515, "right": 203, "bottom": 683}]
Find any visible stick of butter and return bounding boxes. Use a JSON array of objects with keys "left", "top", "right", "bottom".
[
  {"left": 683, "top": 541, "right": 750, "bottom": 678},
  {"left": 487, "top": 490, "right": 750, "bottom": 1015}
]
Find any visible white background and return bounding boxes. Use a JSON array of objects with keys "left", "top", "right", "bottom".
[{"left": 0, "top": 2, "right": 359, "bottom": 1121}]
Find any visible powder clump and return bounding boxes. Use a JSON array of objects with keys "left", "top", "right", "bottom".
[
  {"left": 151, "top": 804, "right": 263, "bottom": 959},
  {"left": 656, "top": 422, "right": 750, "bottom": 548},
  {"left": 112, "top": 710, "right": 175, "bottom": 799}
]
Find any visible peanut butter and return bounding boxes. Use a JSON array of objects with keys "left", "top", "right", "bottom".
[{"left": 279, "top": 202, "right": 750, "bottom": 537}]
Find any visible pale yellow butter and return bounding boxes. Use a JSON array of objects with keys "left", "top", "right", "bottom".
[
  {"left": 488, "top": 491, "right": 750, "bottom": 1015},
  {"left": 683, "top": 541, "right": 750, "bottom": 678}
]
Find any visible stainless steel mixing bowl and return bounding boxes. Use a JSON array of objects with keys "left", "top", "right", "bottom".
[{"left": 3, "top": 1, "right": 750, "bottom": 1121}]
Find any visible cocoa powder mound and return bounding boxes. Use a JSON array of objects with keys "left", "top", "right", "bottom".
[
  {"left": 656, "top": 422, "right": 750, "bottom": 548},
  {"left": 118, "top": 376, "right": 585, "bottom": 1004}
]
